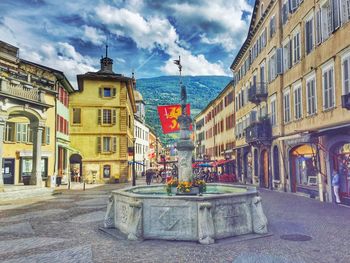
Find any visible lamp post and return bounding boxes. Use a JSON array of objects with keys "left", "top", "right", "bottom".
[{"left": 132, "top": 137, "right": 136, "bottom": 186}]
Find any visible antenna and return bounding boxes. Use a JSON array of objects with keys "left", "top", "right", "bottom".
[{"left": 105, "top": 45, "right": 108, "bottom": 58}]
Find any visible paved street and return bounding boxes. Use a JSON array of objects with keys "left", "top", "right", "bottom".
[{"left": 0, "top": 181, "right": 349, "bottom": 263}]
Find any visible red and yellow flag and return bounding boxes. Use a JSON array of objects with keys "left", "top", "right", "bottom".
[{"left": 157, "top": 104, "right": 191, "bottom": 134}]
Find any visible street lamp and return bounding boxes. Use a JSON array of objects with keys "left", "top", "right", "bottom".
[{"left": 132, "top": 137, "right": 136, "bottom": 186}]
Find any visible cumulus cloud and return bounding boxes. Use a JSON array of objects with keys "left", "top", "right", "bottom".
[
  {"left": 95, "top": 4, "right": 227, "bottom": 76},
  {"left": 82, "top": 25, "right": 105, "bottom": 45}
]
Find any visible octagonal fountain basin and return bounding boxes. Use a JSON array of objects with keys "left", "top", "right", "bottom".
[{"left": 103, "top": 183, "right": 268, "bottom": 245}]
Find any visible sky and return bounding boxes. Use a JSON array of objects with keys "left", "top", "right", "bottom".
[{"left": 0, "top": 0, "right": 254, "bottom": 88}]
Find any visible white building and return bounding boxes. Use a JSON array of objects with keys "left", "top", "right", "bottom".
[{"left": 133, "top": 77, "right": 149, "bottom": 177}]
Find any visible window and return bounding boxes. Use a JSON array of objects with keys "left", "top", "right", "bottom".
[
  {"left": 268, "top": 50, "right": 277, "bottom": 82},
  {"left": 322, "top": 64, "right": 335, "bottom": 110},
  {"left": 283, "top": 40, "right": 292, "bottom": 72},
  {"left": 270, "top": 95, "right": 277, "bottom": 126},
  {"left": 72, "top": 108, "right": 81, "bottom": 124},
  {"left": 4, "top": 122, "right": 15, "bottom": 142},
  {"left": 306, "top": 76, "right": 317, "bottom": 115},
  {"left": 103, "top": 165, "right": 111, "bottom": 178},
  {"left": 16, "top": 123, "right": 27, "bottom": 143},
  {"left": 281, "top": 0, "right": 289, "bottom": 25},
  {"left": 305, "top": 15, "right": 314, "bottom": 55},
  {"left": 320, "top": 0, "right": 340, "bottom": 41},
  {"left": 97, "top": 136, "right": 116, "bottom": 153},
  {"left": 99, "top": 87, "right": 116, "bottom": 98},
  {"left": 269, "top": 15, "right": 276, "bottom": 38},
  {"left": 342, "top": 52, "right": 350, "bottom": 94},
  {"left": 104, "top": 137, "right": 111, "bottom": 152},
  {"left": 103, "top": 109, "right": 111, "bottom": 124},
  {"left": 293, "top": 30, "right": 301, "bottom": 64},
  {"left": 341, "top": 0, "right": 350, "bottom": 24},
  {"left": 283, "top": 89, "right": 291, "bottom": 123},
  {"left": 293, "top": 84, "right": 302, "bottom": 119}
]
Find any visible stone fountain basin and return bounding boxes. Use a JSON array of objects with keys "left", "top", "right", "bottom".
[{"left": 103, "top": 183, "right": 268, "bottom": 244}]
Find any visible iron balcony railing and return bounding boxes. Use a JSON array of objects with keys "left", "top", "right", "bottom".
[
  {"left": 245, "top": 117, "right": 272, "bottom": 144},
  {"left": 248, "top": 82, "right": 268, "bottom": 104}
]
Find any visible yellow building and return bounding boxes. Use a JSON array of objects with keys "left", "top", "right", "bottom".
[
  {"left": 231, "top": 0, "right": 350, "bottom": 204},
  {"left": 194, "top": 81, "right": 235, "bottom": 176},
  {"left": 0, "top": 40, "right": 71, "bottom": 189},
  {"left": 69, "top": 51, "right": 136, "bottom": 183}
]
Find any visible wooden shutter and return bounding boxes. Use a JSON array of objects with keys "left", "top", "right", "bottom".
[
  {"left": 99, "top": 88, "right": 102, "bottom": 97},
  {"left": 333, "top": 0, "right": 341, "bottom": 30},
  {"left": 97, "top": 137, "right": 101, "bottom": 153},
  {"left": 112, "top": 137, "right": 117, "bottom": 152},
  {"left": 276, "top": 48, "right": 283, "bottom": 75},
  {"left": 98, "top": 109, "right": 102, "bottom": 124},
  {"left": 112, "top": 88, "right": 116, "bottom": 97},
  {"left": 112, "top": 110, "right": 116, "bottom": 124}
]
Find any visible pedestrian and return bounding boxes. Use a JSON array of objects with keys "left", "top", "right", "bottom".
[
  {"left": 332, "top": 168, "right": 341, "bottom": 204},
  {"left": 146, "top": 170, "right": 152, "bottom": 185}
]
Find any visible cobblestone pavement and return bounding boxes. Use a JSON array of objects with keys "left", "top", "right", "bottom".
[{"left": 1, "top": 180, "right": 350, "bottom": 263}]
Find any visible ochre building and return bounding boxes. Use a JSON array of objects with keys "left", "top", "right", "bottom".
[
  {"left": 69, "top": 53, "right": 136, "bottom": 183},
  {"left": 231, "top": 0, "right": 350, "bottom": 204}
]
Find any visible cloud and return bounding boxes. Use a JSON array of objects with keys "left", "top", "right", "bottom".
[
  {"left": 82, "top": 25, "right": 105, "bottom": 45},
  {"left": 95, "top": 4, "right": 227, "bottom": 76},
  {"left": 169, "top": 0, "right": 252, "bottom": 51}
]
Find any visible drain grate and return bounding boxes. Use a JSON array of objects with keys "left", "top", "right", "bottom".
[{"left": 280, "top": 234, "right": 312, "bottom": 241}]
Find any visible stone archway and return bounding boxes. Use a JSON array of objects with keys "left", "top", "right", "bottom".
[
  {"left": 70, "top": 154, "right": 83, "bottom": 183},
  {"left": 289, "top": 144, "right": 318, "bottom": 196},
  {"left": 0, "top": 107, "right": 46, "bottom": 188}
]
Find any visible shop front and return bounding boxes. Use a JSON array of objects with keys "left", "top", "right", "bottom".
[{"left": 289, "top": 144, "right": 319, "bottom": 198}]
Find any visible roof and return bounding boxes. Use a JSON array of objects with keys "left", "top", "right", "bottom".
[
  {"left": 194, "top": 80, "right": 234, "bottom": 121},
  {"left": 134, "top": 90, "right": 143, "bottom": 101},
  {"left": 21, "top": 59, "right": 74, "bottom": 92},
  {"left": 230, "top": 0, "right": 261, "bottom": 71}
]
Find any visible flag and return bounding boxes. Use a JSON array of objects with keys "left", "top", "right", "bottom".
[{"left": 157, "top": 104, "right": 191, "bottom": 134}]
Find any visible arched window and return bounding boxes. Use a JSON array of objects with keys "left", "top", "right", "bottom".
[{"left": 260, "top": 3, "right": 264, "bottom": 17}]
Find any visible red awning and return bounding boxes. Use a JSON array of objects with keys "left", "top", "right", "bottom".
[{"left": 213, "top": 159, "right": 235, "bottom": 167}]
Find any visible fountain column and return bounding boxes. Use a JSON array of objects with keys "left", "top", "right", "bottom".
[{"left": 177, "top": 85, "right": 194, "bottom": 183}]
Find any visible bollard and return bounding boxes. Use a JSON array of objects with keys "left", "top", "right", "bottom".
[{"left": 83, "top": 181, "right": 86, "bottom": 191}]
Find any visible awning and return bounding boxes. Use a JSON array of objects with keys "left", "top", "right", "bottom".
[{"left": 213, "top": 159, "right": 235, "bottom": 167}]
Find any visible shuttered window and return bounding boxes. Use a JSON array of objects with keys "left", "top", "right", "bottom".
[
  {"left": 72, "top": 108, "right": 81, "bottom": 124},
  {"left": 322, "top": 65, "right": 335, "bottom": 110},
  {"left": 294, "top": 85, "right": 302, "bottom": 120},
  {"left": 342, "top": 55, "right": 350, "bottom": 94},
  {"left": 283, "top": 90, "right": 291, "bottom": 123},
  {"left": 305, "top": 17, "right": 314, "bottom": 54},
  {"left": 306, "top": 77, "right": 317, "bottom": 115}
]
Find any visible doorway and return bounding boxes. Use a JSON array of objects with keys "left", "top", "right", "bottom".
[
  {"left": 3, "top": 158, "right": 15, "bottom": 184},
  {"left": 260, "top": 150, "right": 269, "bottom": 188}
]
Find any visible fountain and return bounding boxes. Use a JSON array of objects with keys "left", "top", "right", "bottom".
[{"left": 103, "top": 58, "right": 268, "bottom": 244}]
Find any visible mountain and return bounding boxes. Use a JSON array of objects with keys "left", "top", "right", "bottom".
[{"left": 137, "top": 75, "right": 232, "bottom": 145}]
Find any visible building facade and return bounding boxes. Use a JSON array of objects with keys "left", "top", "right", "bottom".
[
  {"left": 194, "top": 81, "right": 236, "bottom": 174},
  {"left": 133, "top": 82, "right": 150, "bottom": 177},
  {"left": 69, "top": 52, "right": 136, "bottom": 184},
  {"left": 231, "top": 0, "right": 350, "bottom": 204},
  {"left": 56, "top": 74, "right": 75, "bottom": 184},
  {"left": 0, "top": 41, "right": 71, "bottom": 189}
]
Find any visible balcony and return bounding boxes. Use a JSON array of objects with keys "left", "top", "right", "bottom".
[
  {"left": 341, "top": 93, "right": 350, "bottom": 110},
  {"left": 0, "top": 77, "right": 46, "bottom": 105},
  {"left": 245, "top": 118, "right": 272, "bottom": 145},
  {"left": 248, "top": 82, "right": 268, "bottom": 104}
]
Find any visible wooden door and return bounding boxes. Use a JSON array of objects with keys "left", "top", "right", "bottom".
[{"left": 263, "top": 151, "right": 269, "bottom": 188}]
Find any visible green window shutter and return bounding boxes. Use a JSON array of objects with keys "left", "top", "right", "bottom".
[
  {"left": 112, "top": 110, "right": 116, "bottom": 124},
  {"left": 99, "top": 88, "right": 102, "bottom": 97},
  {"left": 97, "top": 136, "right": 101, "bottom": 153},
  {"left": 112, "top": 137, "right": 117, "bottom": 152},
  {"left": 112, "top": 88, "right": 116, "bottom": 97},
  {"left": 98, "top": 109, "right": 102, "bottom": 124}
]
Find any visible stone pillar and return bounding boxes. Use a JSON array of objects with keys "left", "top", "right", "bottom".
[
  {"left": 0, "top": 116, "right": 6, "bottom": 191},
  {"left": 30, "top": 123, "right": 44, "bottom": 186}
]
